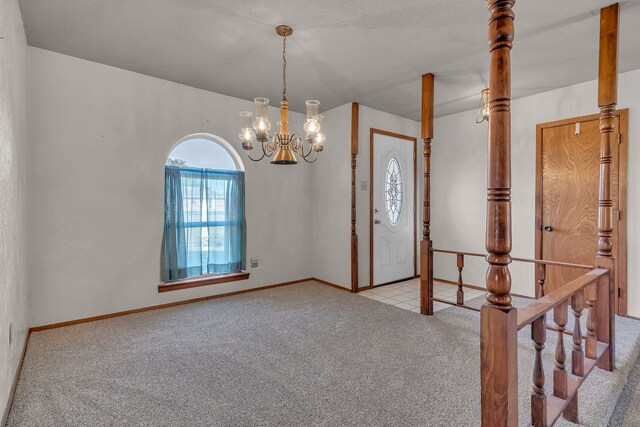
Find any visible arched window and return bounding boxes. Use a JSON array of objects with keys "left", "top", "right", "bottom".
[{"left": 161, "top": 135, "right": 246, "bottom": 283}]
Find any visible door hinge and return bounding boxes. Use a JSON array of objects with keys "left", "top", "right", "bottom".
[
  {"left": 618, "top": 287, "right": 622, "bottom": 298},
  {"left": 617, "top": 210, "right": 621, "bottom": 221},
  {"left": 618, "top": 134, "right": 622, "bottom": 144}
]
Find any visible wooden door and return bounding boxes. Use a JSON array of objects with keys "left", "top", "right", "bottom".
[{"left": 536, "top": 111, "right": 627, "bottom": 313}]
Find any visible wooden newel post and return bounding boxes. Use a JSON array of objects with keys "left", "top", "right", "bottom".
[
  {"left": 480, "top": 1, "right": 518, "bottom": 426},
  {"left": 420, "top": 73, "right": 435, "bottom": 315},
  {"left": 595, "top": 2, "right": 618, "bottom": 372}
]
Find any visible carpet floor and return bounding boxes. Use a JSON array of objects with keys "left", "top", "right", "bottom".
[{"left": 8, "top": 281, "right": 640, "bottom": 426}]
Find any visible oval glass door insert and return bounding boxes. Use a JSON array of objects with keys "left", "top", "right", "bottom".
[{"left": 385, "top": 157, "right": 403, "bottom": 225}]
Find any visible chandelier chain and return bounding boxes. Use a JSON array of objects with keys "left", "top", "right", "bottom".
[{"left": 282, "top": 35, "right": 287, "bottom": 100}]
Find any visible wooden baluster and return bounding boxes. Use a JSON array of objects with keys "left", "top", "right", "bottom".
[
  {"left": 535, "top": 263, "right": 546, "bottom": 299},
  {"left": 572, "top": 290, "right": 585, "bottom": 376},
  {"left": 480, "top": 1, "right": 518, "bottom": 426},
  {"left": 563, "top": 291, "right": 585, "bottom": 424},
  {"left": 457, "top": 254, "right": 464, "bottom": 305},
  {"left": 420, "top": 73, "right": 434, "bottom": 316},
  {"left": 553, "top": 302, "right": 568, "bottom": 400},
  {"left": 595, "top": 2, "right": 618, "bottom": 372},
  {"left": 531, "top": 316, "right": 547, "bottom": 427},
  {"left": 586, "top": 283, "right": 597, "bottom": 360}
]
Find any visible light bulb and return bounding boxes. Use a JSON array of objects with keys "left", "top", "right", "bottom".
[
  {"left": 304, "top": 119, "right": 320, "bottom": 134},
  {"left": 313, "top": 132, "right": 325, "bottom": 152}
]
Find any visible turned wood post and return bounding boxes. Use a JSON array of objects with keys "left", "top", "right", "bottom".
[
  {"left": 595, "top": 2, "right": 618, "bottom": 372},
  {"left": 563, "top": 291, "right": 585, "bottom": 424},
  {"left": 457, "top": 254, "right": 465, "bottom": 305},
  {"left": 535, "top": 263, "right": 546, "bottom": 299},
  {"left": 351, "top": 102, "right": 359, "bottom": 293},
  {"left": 420, "top": 73, "right": 435, "bottom": 315},
  {"left": 531, "top": 316, "right": 547, "bottom": 427},
  {"left": 480, "top": 1, "right": 518, "bottom": 426},
  {"left": 553, "top": 302, "right": 568, "bottom": 400}
]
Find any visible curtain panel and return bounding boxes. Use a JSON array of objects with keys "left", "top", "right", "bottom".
[{"left": 162, "top": 166, "right": 246, "bottom": 282}]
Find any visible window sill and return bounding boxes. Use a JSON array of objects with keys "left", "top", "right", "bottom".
[{"left": 158, "top": 272, "right": 250, "bottom": 293}]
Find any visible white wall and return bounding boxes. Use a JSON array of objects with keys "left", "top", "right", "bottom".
[
  {"left": 355, "top": 106, "right": 420, "bottom": 287},
  {"left": 432, "top": 68, "right": 640, "bottom": 316},
  {"left": 27, "top": 47, "right": 314, "bottom": 327},
  {"left": 311, "top": 103, "right": 351, "bottom": 288},
  {"left": 0, "top": 0, "right": 28, "bottom": 417}
]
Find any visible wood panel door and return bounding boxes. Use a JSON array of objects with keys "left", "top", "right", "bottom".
[{"left": 536, "top": 111, "right": 628, "bottom": 314}]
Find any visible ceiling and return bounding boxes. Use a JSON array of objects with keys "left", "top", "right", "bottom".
[{"left": 17, "top": 0, "right": 640, "bottom": 120}]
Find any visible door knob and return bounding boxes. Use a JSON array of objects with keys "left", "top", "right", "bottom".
[
  {"left": 374, "top": 219, "right": 381, "bottom": 224},
  {"left": 544, "top": 226, "right": 553, "bottom": 232}
]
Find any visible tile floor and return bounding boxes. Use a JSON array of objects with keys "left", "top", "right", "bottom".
[{"left": 358, "top": 278, "right": 487, "bottom": 313}]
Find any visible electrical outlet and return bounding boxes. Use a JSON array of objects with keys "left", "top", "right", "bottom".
[
  {"left": 9, "top": 323, "right": 12, "bottom": 346},
  {"left": 361, "top": 181, "right": 368, "bottom": 191},
  {"left": 251, "top": 258, "right": 259, "bottom": 268}
]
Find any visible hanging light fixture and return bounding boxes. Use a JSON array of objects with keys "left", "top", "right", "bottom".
[
  {"left": 239, "top": 25, "right": 324, "bottom": 164},
  {"left": 475, "top": 88, "right": 490, "bottom": 124}
]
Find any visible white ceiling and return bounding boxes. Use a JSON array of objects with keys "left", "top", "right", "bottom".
[{"left": 17, "top": 0, "right": 640, "bottom": 120}]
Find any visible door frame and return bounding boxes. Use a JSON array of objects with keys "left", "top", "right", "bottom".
[
  {"left": 369, "top": 128, "right": 417, "bottom": 288},
  {"left": 535, "top": 109, "right": 628, "bottom": 315}
]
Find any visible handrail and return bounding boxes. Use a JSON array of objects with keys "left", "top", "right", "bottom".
[
  {"left": 432, "top": 248, "right": 594, "bottom": 270},
  {"left": 511, "top": 256, "right": 593, "bottom": 270},
  {"left": 516, "top": 268, "right": 609, "bottom": 330}
]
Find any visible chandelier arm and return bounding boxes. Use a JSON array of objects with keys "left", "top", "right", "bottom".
[
  {"left": 246, "top": 149, "right": 266, "bottom": 162},
  {"left": 263, "top": 139, "right": 275, "bottom": 158},
  {"left": 300, "top": 150, "right": 319, "bottom": 163}
]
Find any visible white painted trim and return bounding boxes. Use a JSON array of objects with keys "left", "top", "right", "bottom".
[{"left": 168, "top": 132, "right": 245, "bottom": 172}]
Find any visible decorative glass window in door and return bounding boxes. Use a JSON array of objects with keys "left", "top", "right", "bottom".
[{"left": 385, "top": 157, "right": 403, "bottom": 225}]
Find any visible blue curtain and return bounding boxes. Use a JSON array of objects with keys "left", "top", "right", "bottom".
[{"left": 162, "top": 166, "right": 246, "bottom": 282}]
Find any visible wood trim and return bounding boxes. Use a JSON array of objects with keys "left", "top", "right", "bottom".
[
  {"left": 618, "top": 109, "right": 629, "bottom": 315},
  {"left": 369, "top": 128, "right": 418, "bottom": 288},
  {"left": 351, "top": 102, "right": 360, "bottom": 293},
  {"left": 31, "top": 278, "right": 314, "bottom": 332},
  {"left": 535, "top": 109, "right": 628, "bottom": 315},
  {"left": 2, "top": 332, "right": 30, "bottom": 426},
  {"left": 421, "top": 74, "right": 434, "bottom": 140},
  {"left": 313, "top": 277, "right": 351, "bottom": 292},
  {"left": 158, "top": 272, "right": 250, "bottom": 293},
  {"left": 517, "top": 269, "right": 609, "bottom": 329}
]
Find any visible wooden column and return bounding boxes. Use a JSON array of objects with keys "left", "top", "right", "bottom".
[
  {"left": 420, "top": 73, "right": 434, "bottom": 315},
  {"left": 480, "top": 1, "right": 518, "bottom": 426},
  {"left": 595, "top": 2, "right": 618, "bottom": 372},
  {"left": 351, "top": 102, "right": 360, "bottom": 293}
]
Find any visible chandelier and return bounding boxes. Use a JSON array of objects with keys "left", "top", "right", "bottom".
[
  {"left": 475, "top": 88, "right": 490, "bottom": 124},
  {"left": 239, "top": 25, "right": 325, "bottom": 164}
]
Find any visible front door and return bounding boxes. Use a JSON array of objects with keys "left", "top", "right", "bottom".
[
  {"left": 371, "top": 129, "right": 416, "bottom": 287},
  {"left": 537, "top": 112, "right": 626, "bottom": 313}
]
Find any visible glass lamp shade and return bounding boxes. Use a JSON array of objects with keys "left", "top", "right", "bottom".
[
  {"left": 303, "top": 119, "right": 320, "bottom": 134},
  {"left": 305, "top": 100, "right": 320, "bottom": 120},
  {"left": 239, "top": 112, "right": 255, "bottom": 149},
  {"left": 254, "top": 97, "right": 271, "bottom": 140},
  {"left": 476, "top": 89, "right": 490, "bottom": 124}
]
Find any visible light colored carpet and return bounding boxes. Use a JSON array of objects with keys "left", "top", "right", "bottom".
[
  {"left": 609, "top": 350, "right": 640, "bottom": 426},
  {"left": 7, "top": 281, "right": 640, "bottom": 426}
]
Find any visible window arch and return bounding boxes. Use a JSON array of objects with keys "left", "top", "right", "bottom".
[
  {"left": 167, "top": 133, "right": 245, "bottom": 171},
  {"left": 161, "top": 134, "right": 246, "bottom": 284}
]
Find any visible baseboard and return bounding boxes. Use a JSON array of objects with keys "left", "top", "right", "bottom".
[
  {"left": 311, "top": 278, "right": 350, "bottom": 292},
  {"left": 30, "top": 278, "right": 315, "bottom": 332},
  {"left": 2, "top": 331, "right": 30, "bottom": 426}
]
